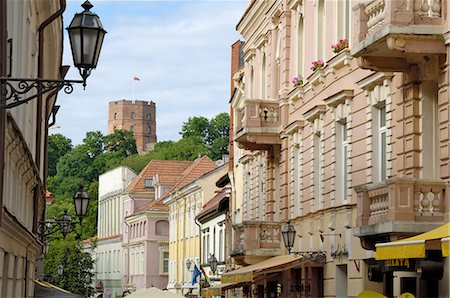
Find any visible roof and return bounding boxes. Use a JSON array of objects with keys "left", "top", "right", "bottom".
[
  {"left": 126, "top": 160, "right": 193, "bottom": 193},
  {"left": 196, "top": 190, "right": 227, "bottom": 221},
  {"left": 168, "top": 156, "right": 217, "bottom": 192}
]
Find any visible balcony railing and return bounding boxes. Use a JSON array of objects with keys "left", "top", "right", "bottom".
[
  {"left": 364, "top": 0, "right": 442, "bottom": 38},
  {"left": 356, "top": 178, "right": 446, "bottom": 227},
  {"left": 234, "top": 99, "right": 281, "bottom": 150},
  {"left": 352, "top": 0, "right": 445, "bottom": 70},
  {"left": 232, "top": 221, "right": 281, "bottom": 258}
]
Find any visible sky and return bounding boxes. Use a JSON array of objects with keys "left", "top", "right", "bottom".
[{"left": 55, "top": 0, "right": 247, "bottom": 145}]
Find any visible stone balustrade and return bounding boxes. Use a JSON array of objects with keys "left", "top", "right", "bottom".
[{"left": 356, "top": 178, "right": 447, "bottom": 226}]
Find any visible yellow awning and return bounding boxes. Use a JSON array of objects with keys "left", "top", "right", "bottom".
[
  {"left": 221, "top": 254, "right": 300, "bottom": 284},
  {"left": 375, "top": 222, "right": 450, "bottom": 260},
  {"left": 442, "top": 237, "right": 450, "bottom": 257}
]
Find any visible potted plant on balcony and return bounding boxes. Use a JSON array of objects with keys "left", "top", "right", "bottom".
[
  {"left": 291, "top": 76, "right": 303, "bottom": 88},
  {"left": 310, "top": 59, "right": 324, "bottom": 71},
  {"left": 331, "top": 39, "right": 348, "bottom": 54}
]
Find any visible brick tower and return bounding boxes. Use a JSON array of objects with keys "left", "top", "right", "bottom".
[{"left": 108, "top": 100, "right": 157, "bottom": 154}]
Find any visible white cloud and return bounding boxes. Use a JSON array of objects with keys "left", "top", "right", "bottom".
[{"left": 55, "top": 1, "right": 246, "bottom": 144}]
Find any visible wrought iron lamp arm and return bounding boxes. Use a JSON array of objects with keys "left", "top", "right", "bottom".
[
  {"left": 0, "top": 77, "right": 84, "bottom": 109},
  {"left": 290, "top": 250, "right": 327, "bottom": 263}
]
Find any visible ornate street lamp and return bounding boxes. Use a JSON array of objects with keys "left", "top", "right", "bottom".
[
  {"left": 281, "top": 221, "right": 326, "bottom": 263},
  {"left": 281, "top": 221, "right": 296, "bottom": 254},
  {"left": 73, "top": 186, "right": 90, "bottom": 224},
  {"left": 57, "top": 210, "right": 74, "bottom": 238},
  {"left": 0, "top": 0, "right": 106, "bottom": 109},
  {"left": 208, "top": 254, "right": 218, "bottom": 275},
  {"left": 66, "top": 0, "right": 106, "bottom": 88},
  {"left": 185, "top": 258, "right": 192, "bottom": 271},
  {"left": 57, "top": 264, "right": 64, "bottom": 276},
  {"left": 38, "top": 187, "right": 90, "bottom": 242}
]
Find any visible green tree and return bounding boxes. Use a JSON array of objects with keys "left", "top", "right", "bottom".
[
  {"left": 207, "top": 113, "right": 230, "bottom": 160},
  {"left": 48, "top": 134, "right": 72, "bottom": 177},
  {"left": 179, "top": 113, "right": 230, "bottom": 161},
  {"left": 44, "top": 239, "right": 94, "bottom": 297},
  {"left": 180, "top": 116, "right": 209, "bottom": 142},
  {"left": 105, "top": 129, "right": 138, "bottom": 157}
]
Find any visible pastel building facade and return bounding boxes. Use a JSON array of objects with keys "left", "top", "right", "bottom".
[
  {"left": 93, "top": 166, "right": 136, "bottom": 298},
  {"left": 122, "top": 159, "right": 196, "bottom": 291},
  {"left": 163, "top": 157, "right": 225, "bottom": 297},
  {"left": 225, "top": 0, "right": 450, "bottom": 297},
  {"left": 0, "top": 1, "right": 64, "bottom": 296}
]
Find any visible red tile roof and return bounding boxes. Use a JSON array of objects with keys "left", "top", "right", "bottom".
[
  {"left": 167, "top": 156, "right": 217, "bottom": 193},
  {"left": 126, "top": 160, "right": 193, "bottom": 193}
]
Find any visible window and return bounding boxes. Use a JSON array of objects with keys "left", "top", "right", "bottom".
[
  {"left": 130, "top": 125, "right": 134, "bottom": 133},
  {"left": 297, "top": 13, "right": 304, "bottom": 76},
  {"left": 336, "top": 0, "right": 350, "bottom": 41},
  {"left": 219, "top": 229, "right": 223, "bottom": 262},
  {"left": 114, "top": 112, "right": 117, "bottom": 120},
  {"left": 147, "top": 113, "right": 151, "bottom": 120},
  {"left": 145, "top": 178, "right": 153, "bottom": 188},
  {"left": 316, "top": 0, "right": 325, "bottom": 60},
  {"left": 378, "top": 105, "right": 387, "bottom": 181},
  {"left": 162, "top": 251, "right": 169, "bottom": 274},
  {"left": 336, "top": 120, "right": 348, "bottom": 201},
  {"left": 261, "top": 52, "right": 266, "bottom": 100},
  {"left": 131, "top": 112, "right": 135, "bottom": 120},
  {"left": 249, "top": 66, "right": 254, "bottom": 98},
  {"left": 314, "top": 132, "right": 323, "bottom": 209}
]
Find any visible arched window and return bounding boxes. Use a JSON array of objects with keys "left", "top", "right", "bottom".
[
  {"left": 114, "top": 112, "right": 117, "bottom": 120},
  {"left": 130, "top": 125, "right": 134, "bottom": 132},
  {"left": 131, "top": 112, "right": 135, "bottom": 120},
  {"left": 155, "top": 220, "right": 169, "bottom": 236},
  {"left": 147, "top": 113, "right": 151, "bottom": 120}
]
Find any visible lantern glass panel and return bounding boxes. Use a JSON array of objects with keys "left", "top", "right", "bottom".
[
  {"left": 68, "top": 27, "right": 82, "bottom": 66},
  {"left": 82, "top": 28, "right": 98, "bottom": 66}
]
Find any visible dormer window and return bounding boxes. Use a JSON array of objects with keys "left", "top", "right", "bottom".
[{"left": 145, "top": 179, "right": 153, "bottom": 188}]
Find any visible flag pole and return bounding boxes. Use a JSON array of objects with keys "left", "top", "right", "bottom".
[{"left": 132, "top": 79, "right": 135, "bottom": 101}]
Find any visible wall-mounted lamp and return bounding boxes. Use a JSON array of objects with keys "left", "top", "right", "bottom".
[
  {"left": 38, "top": 186, "right": 90, "bottom": 241},
  {"left": 281, "top": 221, "right": 326, "bottom": 263},
  {"left": 0, "top": 0, "right": 106, "bottom": 109}
]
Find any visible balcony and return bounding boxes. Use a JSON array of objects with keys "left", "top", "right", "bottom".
[
  {"left": 234, "top": 99, "right": 281, "bottom": 150},
  {"left": 354, "top": 178, "right": 447, "bottom": 249},
  {"left": 352, "top": 0, "right": 446, "bottom": 72},
  {"left": 231, "top": 221, "right": 281, "bottom": 265}
]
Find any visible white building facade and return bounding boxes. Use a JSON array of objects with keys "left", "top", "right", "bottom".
[{"left": 93, "top": 166, "right": 136, "bottom": 298}]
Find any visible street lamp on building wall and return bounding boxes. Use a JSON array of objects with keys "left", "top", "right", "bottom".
[
  {"left": 0, "top": 0, "right": 106, "bottom": 109},
  {"left": 208, "top": 254, "right": 218, "bottom": 275},
  {"left": 38, "top": 186, "right": 90, "bottom": 241},
  {"left": 281, "top": 221, "right": 326, "bottom": 263}
]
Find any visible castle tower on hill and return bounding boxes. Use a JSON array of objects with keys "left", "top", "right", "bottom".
[{"left": 108, "top": 100, "right": 157, "bottom": 154}]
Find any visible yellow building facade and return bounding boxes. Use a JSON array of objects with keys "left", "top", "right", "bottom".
[{"left": 164, "top": 158, "right": 227, "bottom": 296}]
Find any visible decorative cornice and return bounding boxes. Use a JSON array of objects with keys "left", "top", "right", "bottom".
[
  {"left": 304, "top": 105, "right": 326, "bottom": 123},
  {"left": 284, "top": 120, "right": 306, "bottom": 135},
  {"left": 356, "top": 72, "right": 393, "bottom": 90},
  {"left": 324, "top": 89, "right": 354, "bottom": 108}
]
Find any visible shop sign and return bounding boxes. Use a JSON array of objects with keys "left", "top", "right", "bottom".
[{"left": 384, "top": 258, "right": 415, "bottom": 271}]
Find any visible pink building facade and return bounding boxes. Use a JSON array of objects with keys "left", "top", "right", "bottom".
[
  {"left": 225, "top": 0, "right": 450, "bottom": 297},
  {"left": 122, "top": 160, "right": 195, "bottom": 292}
]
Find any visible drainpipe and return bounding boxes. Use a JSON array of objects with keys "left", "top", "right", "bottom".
[
  {"left": 35, "top": 0, "right": 66, "bottom": 232},
  {"left": 0, "top": 0, "right": 7, "bottom": 227}
]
